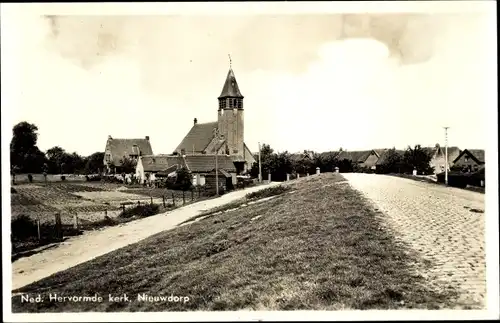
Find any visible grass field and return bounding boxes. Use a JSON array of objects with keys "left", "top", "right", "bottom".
[
  {"left": 10, "top": 181, "right": 209, "bottom": 254},
  {"left": 12, "top": 173, "right": 462, "bottom": 312}
]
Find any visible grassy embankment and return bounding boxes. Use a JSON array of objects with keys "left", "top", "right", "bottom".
[{"left": 12, "top": 173, "right": 462, "bottom": 312}]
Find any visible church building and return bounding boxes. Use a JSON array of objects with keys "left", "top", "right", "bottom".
[{"left": 173, "top": 66, "right": 256, "bottom": 175}]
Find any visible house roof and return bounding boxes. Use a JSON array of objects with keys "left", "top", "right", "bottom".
[
  {"left": 175, "top": 122, "right": 218, "bottom": 154},
  {"left": 207, "top": 168, "right": 232, "bottom": 178},
  {"left": 338, "top": 150, "right": 372, "bottom": 162},
  {"left": 319, "top": 151, "right": 341, "bottom": 160},
  {"left": 375, "top": 149, "right": 405, "bottom": 165},
  {"left": 183, "top": 155, "right": 236, "bottom": 173},
  {"left": 106, "top": 138, "right": 153, "bottom": 166},
  {"left": 204, "top": 137, "right": 226, "bottom": 154},
  {"left": 140, "top": 155, "right": 181, "bottom": 172},
  {"left": 467, "top": 149, "right": 485, "bottom": 163},
  {"left": 157, "top": 164, "right": 179, "bottom": 176},
  {"left": 219, "top": 68, "right": 244, "bottom": 99},
  {"left": 453, "top": 149, "right": 485, "bottom": 164}
]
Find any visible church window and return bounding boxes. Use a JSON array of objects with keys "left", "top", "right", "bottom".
[
  {"left": 219, "top": 100, "right": 224, "bottom": 109},
  {"left": 105, "top": 154, "right": 111, "bottom": 162},
  {"left": 233, "top": 149, "right": 239, "bottom": 154},
  {"left": 229, "top": 98, "right": 234, "bottom": 108},
  {"left": 237, "top": 99, "right": 242, "bottom": 109}
]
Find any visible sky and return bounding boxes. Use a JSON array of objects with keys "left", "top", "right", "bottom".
[{"left": 2, "top": 3, "right": 496, "bottom": 156}]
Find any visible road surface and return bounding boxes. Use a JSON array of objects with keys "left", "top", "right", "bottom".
[{"left": 344, "top": 173, "right": 486, "bottom": 309}]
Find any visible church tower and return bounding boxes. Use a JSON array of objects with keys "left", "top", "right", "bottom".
[{"left": 217, "top": 62, "right": 244, "bottom": 158}]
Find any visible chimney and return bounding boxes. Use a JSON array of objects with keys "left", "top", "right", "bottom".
[
  {"left": 194, "top": 118, "right": 198, "bottom": 125},
  {"left": 145, "top": 136, "right": 150, "bottom": 141}
]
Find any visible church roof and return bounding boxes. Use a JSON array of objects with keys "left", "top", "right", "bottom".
[
  {"left": 175, "top": 122, "right": 218, "bottom": 154},
  {"left": 218, "top": 69, "right": 244, "bottom": 99}
]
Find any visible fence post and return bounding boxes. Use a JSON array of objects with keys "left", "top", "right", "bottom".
[
  {"left": 162, "top": 195, "right": 166, "bottom": 207},
  {"left": 105, "top": 209, "right": 108, "bottom": 218},
  {"left": 37, "top": 217, "right": 41, "bottom": 243},
  {"left": 54, "top": 213, "right": 62, "bottom": 241},
  {"left": 198, "top": 188, "right": 200, "bottom": 198},
  {"left": 151, "top": 196, "right": 153, "bottom": 205},
  {"left": 122, "top": 204, "right": 125, "bottom": 213},
  {"left": 172, "top": 192, "right": 175, "bottom": 206},
  {"left": 73, "top": 213, "right": 78, "bottom": 230},
  {"left": 183, "top": 191, "right": 185, "bottom": 205},
  {"left": 191, "top": 190, "right": 194, "bottom": 201},
  {"left": 138, "top": 200, "right": 141, "bottom": 206}
]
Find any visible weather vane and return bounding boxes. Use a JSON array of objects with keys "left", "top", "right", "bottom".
[{"left": 228, "top": 54, "right": 232, "bottom": 69}]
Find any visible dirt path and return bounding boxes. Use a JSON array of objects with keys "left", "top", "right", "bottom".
[
  {"left": 343, "top": 173, "right": 486, "bottom": 309},
  {"left": 12, "top": 182, "right": 280, "bottom": 291}
]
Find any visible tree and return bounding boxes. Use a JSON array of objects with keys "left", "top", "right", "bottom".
[
  {"left": 376, "top": 149, "right": 403, "bottom": 174},
  {"left": 119, "top": 156, "right": 137, "bottom": 174},
  {"left": 10, "top": 122, "right": 48, "bottom": 173},
  {"left": 403, "top": 145, "right": 434, "bottom": 175},
  {"left": 273, "top": 151, "right": 293, "bottom": 181},
  {"left": 250, "top": 143, "right": 275, "bottom": 179},
  {"left": 46, "top": 146, "right": 66, "bottom": 174},
  {"left": 85, "top": 152, "right": 105, "bottom": 174},
  {"left": 175, "top": 167, "right": 193, "bottom": 191}
]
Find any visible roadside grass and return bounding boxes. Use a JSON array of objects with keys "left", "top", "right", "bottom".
[
  {"left": 179, "top": 183, "right": 293, "bottom": 225},
  {"left": 12, "top": 173, "right": 462, "bottom": 312}
]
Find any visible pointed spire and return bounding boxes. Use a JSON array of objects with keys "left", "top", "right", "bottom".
[{"left": 218, "top": 57, "right": 243, "bottom": 99}]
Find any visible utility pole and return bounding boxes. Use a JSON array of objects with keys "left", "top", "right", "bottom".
[
  {"left": 444, "top": 126, "right": 449, "bottom": 185},
  {"left": 213, "top": 128, "right": 223, "bottom": 195},
  {"left": 258, "top": 142, "right": 262, "bottom": 183}
]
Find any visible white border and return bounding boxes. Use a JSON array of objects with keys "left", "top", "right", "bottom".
[{"left": 2, "top": 2, "right": 498, "bottom": 322}]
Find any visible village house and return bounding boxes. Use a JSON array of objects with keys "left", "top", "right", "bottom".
[
  {"left": 374, "top": 149, "right": 406, "bottom": 171},
  {"left": 337, "top": 150, "right": 376, "bottom": 168},
  {"left": 103, "top": 136, "right": 153, "bottom": 174},
  {"left": 182, "top": 155, "right": 238, "bottom": 190},
  {"left": 359, "top": 149, "right": 387, "bottom": 169},
  {"left": 423, "top": 144, "right": 461, "bottom": 174},
  {"left": 135, "top": 155, "right": 180, "bottom": 184},
  {"left": 452, "top": 149, "right": 485, "bottom": 172}
]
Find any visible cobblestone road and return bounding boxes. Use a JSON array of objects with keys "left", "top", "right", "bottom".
[{"left": 344, "top": 173, "right": 486, "bottom": 309}]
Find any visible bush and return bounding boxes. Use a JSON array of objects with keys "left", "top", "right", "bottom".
[
  {"left": 436, "top": 171, "right": 469, "bottom": 188},
  {"left": 246, "top": 185, "right": 290, "bottom": 200},
  {"left": 11, "top": 187, "right": 17, "bottom": 194},
  {"left": 27, "top": 174, "right": 33, "bottom": 183},
  {"left": 119, "top": 204, "right": 160, "bottom": 219},
  {"left": 61, "top": 175, "right": 66, "bottom": 181},
  {"left": 11, "top": 215, "right": 38, "bottom": 241},
  {"left": 85, "top": 175, "right": 101, "bottom": 182}
]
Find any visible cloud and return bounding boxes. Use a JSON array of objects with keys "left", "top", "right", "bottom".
[{"left": 9, "top": 11, "right": 492, "bottom": 157}]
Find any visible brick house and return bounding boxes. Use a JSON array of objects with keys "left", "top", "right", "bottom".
[{"left": 103, "top": 136, "right": 153, "bottom": 173}]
